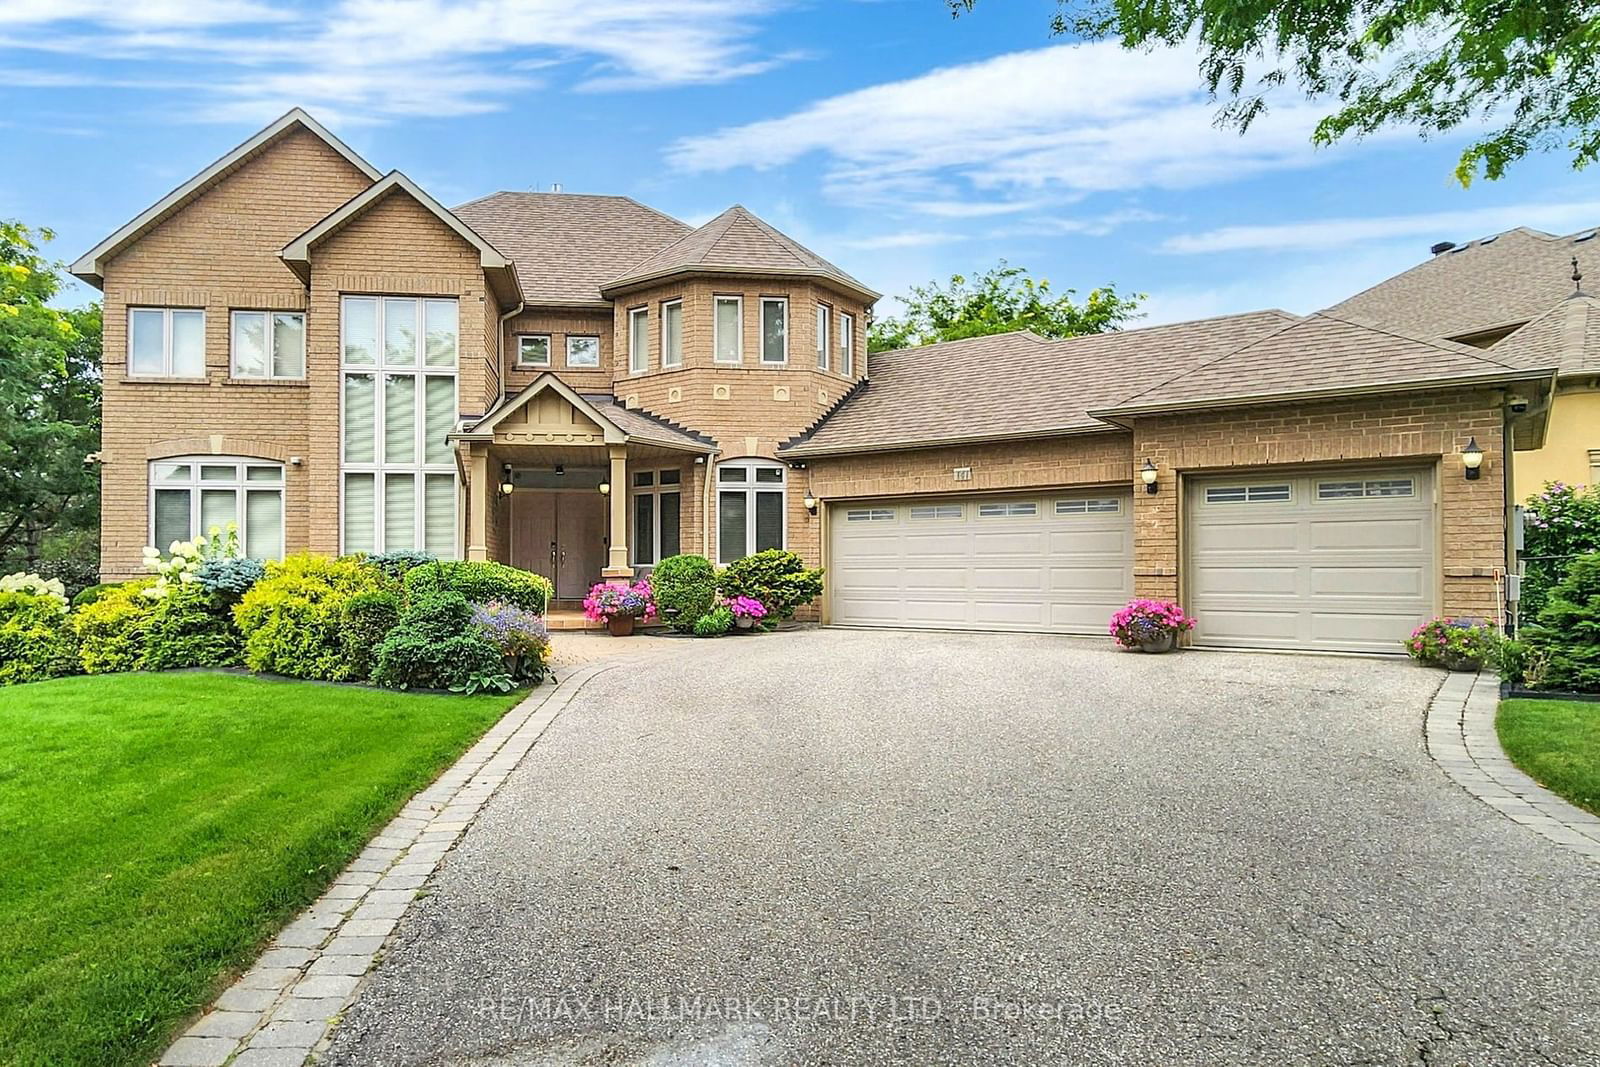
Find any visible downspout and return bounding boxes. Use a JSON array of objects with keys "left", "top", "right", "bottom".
[
  {"left": 703, "top": 451, "right": 716, "bottom": 558},
  {"left": 495, "top": 300, "right": 524, "bottom": 403}
]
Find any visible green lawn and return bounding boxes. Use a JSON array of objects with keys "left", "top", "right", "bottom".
[
  {"left": 1498, "top": 698, "right": 1600, "bottom": 817},
  {"left": 0, "top": 671, "right": 524, "bottom": 1066}
]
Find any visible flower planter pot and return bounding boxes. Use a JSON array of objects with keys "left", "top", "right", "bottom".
[
  {"left": 735, "top": 616, "right": 754, "bottom": 630},
  {"left": 1440, "top": 652, "right": 1482, "bottom": 672},
  {"left": 1137, "top": 631, "right": 1176, "bottom": 654},
  {"left": 606, "top": 615, "right": 635, "bottom": 637}
]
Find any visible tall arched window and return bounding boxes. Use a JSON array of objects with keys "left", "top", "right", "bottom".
[{"left": 716, "top": 459, "right": 786, "bottom": 563}]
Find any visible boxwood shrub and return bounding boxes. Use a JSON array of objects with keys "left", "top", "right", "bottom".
[
  {"left": 142, "top": 584, "right": 241, "bottom": 671},
  {"left": 0, "top": 591, "right": 79, "bottom": 685},
  {"left": 73, "top": 580, "right": 161, "bottom": 675},
  {"left": 404, "top": 560, "right": 552, "bottom": 614},
  {"left": 234, "top": 554, "right": 390, "bottom": 681},
  {"left": 340, "top": 589, "right": 403, "bottom": 682},
  {"left": 372, "top": 591, "right": 504, "bottom": 690},
  {"left": 716, "top": 549, "right": 824, "bottom": 620},
  {"left": 652, "top": 554, "right": 719, "bottom": 633}
]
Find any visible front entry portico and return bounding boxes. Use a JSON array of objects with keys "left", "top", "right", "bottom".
[{"left": 508, "top": 481, "right": 608, "bottom": 599}]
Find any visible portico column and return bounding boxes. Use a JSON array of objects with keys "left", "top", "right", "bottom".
[
  {"left": 467, "top": 444, "right": 489, "bottom": 562},
  {"left": 602, "top": 444, "right": 633, "bottom": 582}
]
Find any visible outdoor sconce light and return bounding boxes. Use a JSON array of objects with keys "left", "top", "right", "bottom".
[
  {"left": 554, "top": 464, "right": 565, "bottom": 477},
  {"left": 803, "top": 492, "right": 818, "bottom": 515},
  {"left": 1140, "top": 459, "right": 1159, "bottom": 494},
  {"left": 1462, "top": 437, "right": 1484, "bottom": 480},
  {"left": 598, "top": 479, "right": 611, "bottom": 496},
  {"left": 499, "top": 464, "right": 515, "bottom": 496}
]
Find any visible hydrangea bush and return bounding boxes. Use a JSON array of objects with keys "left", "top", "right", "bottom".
[
  {"left": 724, "top": 595, "right": 768, "bottom": 623},
  {"left": 0, "top": 572, "right": 68, "bottom": 607},
  {"left": 1108, "top": 599, "right": 1195, "bottom": 649},
  {"left": 1404, "top": 617, "right": 1498, "bottom": 669}
]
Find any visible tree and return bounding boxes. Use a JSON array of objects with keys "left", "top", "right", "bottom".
[
  {"left": 868, "top": 261, "right": 1142, "bottom": 353},
  {"left": 0, "top": 220, "right": 102, "bottom": 590},
  {"left": 950, "top": 0, "right": 1600, "bottom": 184}
]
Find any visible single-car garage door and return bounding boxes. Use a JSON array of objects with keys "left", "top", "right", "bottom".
[
  {"left": 1186, "top": 469, "right": 1436, "bottom": 652},
  {"left": 828, "top": 490, "right": 1132, "bottom": 633}
]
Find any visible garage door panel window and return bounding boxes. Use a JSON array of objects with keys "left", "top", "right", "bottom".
[
  {"left": 978, "top": 501, "right": 1038, "bottom": 518},
  {"left": 846, "top": 508, "right": 895, "bottom": 522},
  {"left": 718, "top": 461, "right": 785, "bottom": 563},
  {"left": 150, "top": 458, "right": 285, "bottom": 559},
  {"left": 910, "top": 504, "right": 961, "bottom": 520},
  {"left": 1204, "top": 484, "right": 1292, "bottom": 505},
  {"left": 1317, "top": 478, "right": 1416, "bottom": 500},
  {"left": 1055, "top": 498, "right": 1120, "bottom": 515}
]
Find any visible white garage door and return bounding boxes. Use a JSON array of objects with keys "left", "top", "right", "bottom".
[
  {"left": 1186, "top": 469, "right": 1436, "bottom": 652},
  {"left": 828, "top": 490, "right": 1133, "bottom": 634}
]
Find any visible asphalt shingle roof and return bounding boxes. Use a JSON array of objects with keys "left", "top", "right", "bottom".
[{"left": 1488, "top": 292, "right": 1600, "bottom": 380}]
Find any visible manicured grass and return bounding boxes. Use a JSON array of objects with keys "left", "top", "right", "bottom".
[
  {"left": 1498, "top": 698, "right": 1600, "bottom": 817},
  {"left": 0, "top": 671, "right": 524, "bottom": 1066}
]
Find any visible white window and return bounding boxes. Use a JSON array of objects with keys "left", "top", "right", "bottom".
[
  {"left": 715, "top": 296, "right": 743, "bottom": 364},
  {"left": 978, "top": 501, "right": 1038, "bottom": 518},
  {"left": 840, "top": 312, "right": 855, "bottom": 376},
  {"left": 910, "top": 504, "right": 962, "bottom": 520},
  {"left": 632, "top": 468, "right": 682, "bottom": 565},
  {"left": 628, "top": 308, "right": 648, "bottom": 374},
  {"left": 517, "top": 334, "right": 551, "bottom": 368},
  {"left": 845, "top": 508, "right": 895, "bottom": 522},
  {"left": 1205, "top": 484, "right": 1292, "bottom": 504},
  {"left": 717, "top": 459, "right": 785, "bottom": 563},
  {"left": 1055, "top": 497, "right": 1121, "bottom": 514},
  {"left": 129, "top": 307, "right": 205, "bottom": 377},
  {"left": 566, "top": 335, "right": 600, "bottom": 368},
  {"left": 1317, "top": 478, "right": 1416, "bottom": 500},
  {"left": 816, "top": 303, "right": 830, "bottom": 370},
  {"left": 230, "top": 311, "right": 305, "bottom": 379},
  {"left": 661, "top": 299, "right": 683, "bottom": 368},
  {"left": 760, "top": 297, "right": 787, "bottom": 364},
  {"left": 340, "top": 295, "right": 459, "bottom": 557},
  {"left": 150, "top": 457, "right": 284, "bottom": 560}
]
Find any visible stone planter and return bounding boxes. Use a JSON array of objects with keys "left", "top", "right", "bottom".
[
  {"left": 1137, "top": 631, "right": 1176, "bottom": 654},
  {"left": 606, "top": 615, "right": 636, "bottom": 637},
  {"left": 735, "top": 616, "right": 755, "bottom": 630}
]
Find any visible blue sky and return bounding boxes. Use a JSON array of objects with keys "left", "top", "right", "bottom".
[{"left": 5, "top": 0, "right": 1598, "bottom": 324}]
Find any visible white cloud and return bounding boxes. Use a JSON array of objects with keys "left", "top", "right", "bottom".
[
  {"left": 668, "top": 39, "right": 1412, "bottom": 210},
  {"left": 835, "top": 230, "right": 963, "bottom": 250},
  {"left": 1162, "top": 201, "right": 1600, "bottom": 254}
]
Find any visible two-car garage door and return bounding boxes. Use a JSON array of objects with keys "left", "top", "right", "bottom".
[{"left": 828, "top": 490, "right": 1132, "bottom": 634}]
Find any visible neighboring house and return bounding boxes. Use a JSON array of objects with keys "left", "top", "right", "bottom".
[{"left": 73, "top": 109, "right": 1562, "bottom": 655}]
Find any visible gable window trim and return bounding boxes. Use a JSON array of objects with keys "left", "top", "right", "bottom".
[
  {"left": 150, "top": 456, "right": 285, "bottom": 560},
  {"left": 627, "top": 307, "right": 648, "bottom": 375},
  {"left": 565, "top": 334, "right": 601, "bottom": 369},
  {"left": 516, "top": 333, "right": 552, "bottom": 368},
  {"left": 716, "top": 458, "right": 786, "bottom": 563},
  {"left": 230, "top": 309, "right": 306, "bottom": 380},
  {"left": 840, "top": 311, "right": 855, "bottom": 377},
  {"left": 661, "top": 298, "right": 684, "bottom": 368},
  {"left": 760, "top": 297, "right": 788, "bottom": 365},
  {"left": 816, "top": 302, "right": 831, "bottom": 371},
  {"left": 128, "top": 306, "right": 206, "bottom": 379},
  {"left": 632, "top": 467, "right": 683, "bottom": 566},
  {"left": 714, "top": 295, "right": 744, "bottom": 365}
]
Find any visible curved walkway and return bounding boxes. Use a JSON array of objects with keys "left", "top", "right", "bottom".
[{"left": 1424, "top": 671, "right": 1600, "bottom": 862}]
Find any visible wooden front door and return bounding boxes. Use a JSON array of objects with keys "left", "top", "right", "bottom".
[{"left": 510, "top": 491, "right": 607, "bottom": 599}]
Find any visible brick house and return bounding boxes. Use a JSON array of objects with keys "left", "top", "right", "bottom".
[{"left": 73, "top": 109, "right": 1564, "bottom": 653}]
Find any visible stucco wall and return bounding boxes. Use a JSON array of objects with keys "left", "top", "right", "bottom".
[{"left": 1512, "top": 385, "right": 1600, "bottom": 500}]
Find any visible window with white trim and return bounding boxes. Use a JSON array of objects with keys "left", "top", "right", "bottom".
[
  {"left": 840, "top": 312, "right": 855, "bottom": 376},
  {"left": 760, "top": 297, "right": 787, "bottom": 364},
  {"left": 662, "top": 299, "right": 683, "bottom": 368},
  {"left": 845, "top": 508, "right": 895, "bottom": 522},
  {"left": 715, "top": 296, "right": 743, "bottom": 364},
  {"left": 129, "top": 307, "right": 205, "bottom": 377},
  {"left": 631, "top": 469, "right": 682, "bottom": 565},
  {"left": 1317, "top": 478, "right": 1415, "bottom": 500},
  {"left": 150, "top": 457, "right": 285, "bottom": 560},
  {"left": 231, "top": 311, "right": 305, "bottom": 379},
  {"left": 1055, "top": 497, "right": 1121, "bottom": 514},
  {"left": 340, "top": 295, "right": 459, "bottom": 557},
  {"left": 910, "top": 504, "right": 962, "bottom": 520},
  {"left": 978, "top": 501, "right": 1038, "bottom": 517},
  {"left": 566, "top": 335, "right": 600, "bottom": 368},
  {"left": 517, "top": 334, "right": 551, "bottom": 368},
  {"left": 628, "top": 308, "right": 648, "bottom": 374},
  {"left": 717, "top": 459, "right": 785, "bottom": 563},
  {"left": 1205, "top": 484, "right": 1292, "bottom": 504},
  {"left": 816, "top": 303, "right": 830, "bottom": 370}
]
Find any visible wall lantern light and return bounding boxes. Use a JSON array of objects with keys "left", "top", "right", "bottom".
[
  {"left": 598, "top": 479, "right": 611, "bottom": 496},
  {"left": 1140, "top": 459, "right": 1159, "bottom": 494},
  {"left": 1461, "top": 437, "right": 1484, "bottom": 480},
  {"left": 803, "top": 492, "right": 819, "bottom": 515},
  {"left": 499, "top": 464, "right": 515, "bottom": 496},
  {"left": 554, "top": 464, "right": 565, "bottom": 477}
]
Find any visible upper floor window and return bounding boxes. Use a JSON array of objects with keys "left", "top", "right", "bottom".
[
  {"left": 840, "top": 312, "right": 855, "bottom": 376},
  {"left": 231, "top": 311, "right": 305, "bottom": 379},
  {"left": 566, "top": 335, "right": 600, "bottom": 368},
  {"left": 151, "top": 457, "right": 284, "bottom": 560},
  {"left": 662, "top": 299, "right": 683, "bottom": 368},
  {"left": 816, "top": 303, "right": 830, "bottom": 370},
  {"left": 715, "top": 296, "right": 743, "bottom": 364},
  {"left": 717, "top": 459, "right": 785, "bottom": 563},
  {"left": 517, "top": 334, "right": 551, "bottom": 368},
  {"left": 129, "top": 307, "right": 204, "bottom": 378},
  {"left": 342, "top": 296, "right": 458, "bottom": 368},
  {"left": 628, "top": 308, "right": 648, "bottom": 374},
  {"left": 760, "top": 298, "right": 787, "bottom": 364},
  {"left": 632, "top": 468, "right": 682, "bottom": 566}
]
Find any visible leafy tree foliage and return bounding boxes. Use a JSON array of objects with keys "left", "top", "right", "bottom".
[
  {"left": 0, "top": 221, "right": 101, "bottom": 588},
  {"left": 868, "top": 261, "right": 1142, "bottom": 353},
  {"left": 951, "top": 0, "right": 1600, "bottom": 183}
]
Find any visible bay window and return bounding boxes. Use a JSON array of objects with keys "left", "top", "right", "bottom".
[
  {"left": 341, "top": 295, "right": 459, "bottom": 557},
  {"left": 717, "top": 459, "right": 785, "bottom": 563},
  {"left": 632, "top": 469, "right": 682, "bottom": 565},
  {"left": 129, "top": 307, "right": 205, "bottom": 377},
  {"left": 760, "top": 298, "right": 787, "bottom": 364},
  {"left": 150, "top": 457, "right": 284, "bottom": 559},
  {"left": 662, "top": 299, "right": 683, "bottom": 367},
  {"left": 231, "top": 310, "right": 305, "bottom": 379}
]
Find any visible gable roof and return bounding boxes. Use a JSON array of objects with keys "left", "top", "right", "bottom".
[
  {"left": 1490, "top": 291, "right": 1600, "bottom": 380},
  {"left": 459, "top": 373, "right": 715, "bottom": 453},
  {"left": 71, "top": 108, "right": 380, "bottom": 288},
  {"left": 281, "top": 172, "right": 521, "bottom": 304},
  {"left": 453, "top": 192, "right": 691, "bottom": 308},
  {"left": 780, "top": 311, "right": 1296, "bottom": 457},
  {"left": 601, "top": 205, "right": 880, "bottom": 302},
  {"left": 1093, "top": 311, "right": 1555, "bottom": 418},
  {"left": 1327, "top": 226, "right": 1600, "bottom": 341}
]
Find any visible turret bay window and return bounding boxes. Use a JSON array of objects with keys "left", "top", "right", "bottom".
[
  {"left": 715, "top": 296, "right": 743, "bottom": 364},
  {"left": 341, "top": 295, "right": 459, "bottom": 557},
  {"left": 840, "top": 312, "right": 855, "bottom": 376},
  {"left": 760, "top": 298, "right": 787, "bottom": 364},
  {"left": 816, "top": 303, "right": 830, "bottom": 370},
  {"left": 717, "top": 459, "right": 785, "bottom": 563},
  {"left": 632, "top": 469, "right": 682, "bottom": 565},
  {"left": 629, "top": 308, "right": 648, "bottom": 374},
  {"left": 151, "top": 457, "right": 284, "bottom": 560},
  {"left": 661, "top": 299, "right": 683, "bottom": 367}
]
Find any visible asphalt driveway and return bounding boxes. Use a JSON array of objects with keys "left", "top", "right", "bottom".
[{"left": 324, "top": 630, "right": 1600, "bottom": 1066}]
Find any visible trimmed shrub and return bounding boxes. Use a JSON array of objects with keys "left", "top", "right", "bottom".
[
  {"left": 652, "top": 554, "right": 719, "bottom": 634},
  {"left": 194, "top": 557, "right": 267, "bottom": 601},
  {"left": 142, "top": 584, "right": 241, "bottom": 670},
  {"left": 72, "top": 582, "right": 122, "bottom": 609},
  {"left": 0, "top": 591, "right": 79, "bottom": 685},
  {"left": 364, "top": 550, "right": 437, "bottom": 579},
  {"left": 716, "top": 549, "right": 824, "bottom": 621},
  {"left": 73, "top": 580, "right": 161, "bottom": 674},
  {"left": 691, "top": 604, "right": 734, "bottom": 637},
  {"left": 472, "top": 601, "right": 551, "bottom": 684},
  {"left": 1524, "top": 552, "right": 1600, "bottom": 692},
  {"left": 340, "top": 589, "right": 403, "bottom": 682},
  {"left": 404, "top": 561, "right": 551, "bottom": 614},
  {"left": 372, "top": 591, "right": 504, "bottom": 691},
  {"left": 234, "top": 554, "right": 389, "bottom": 681}
]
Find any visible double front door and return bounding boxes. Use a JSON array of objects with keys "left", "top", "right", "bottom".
[{"left": 510, "top": 491, "right": 607, "bottom": 599}]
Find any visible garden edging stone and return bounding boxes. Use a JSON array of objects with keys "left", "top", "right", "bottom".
[
  {"left": 155, "top": 662, "right": 618, "bottom": 1067},
  {"left": 1425, "top": 669, "right": 1600, "bottom": 863}
]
